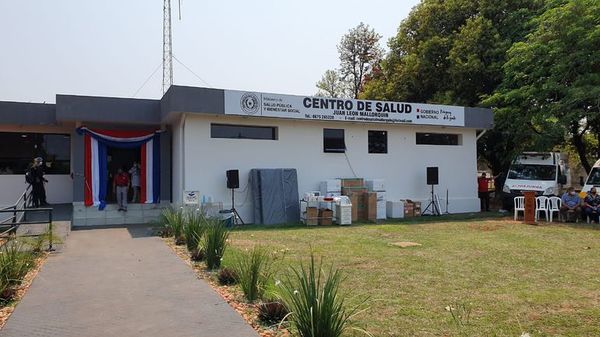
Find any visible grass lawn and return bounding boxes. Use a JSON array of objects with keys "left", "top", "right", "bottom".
[{"left": 225, "top": 214, "right": 600, "bottom": 337}]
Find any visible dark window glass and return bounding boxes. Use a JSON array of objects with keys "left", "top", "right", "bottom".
[
  {"left": 323, "top": 129, "right": 345, "bottom": 153},
  {"left": 211, "top": 124, "right": 277, "bottom": 140},
  {"left": 368, "top": 130, "right": 387, "bottom": 154},
  {"left": 0, "top": 132, "right": 71, "bottom": 174},
  {"left": 508, "top": 164, "right": 556, "bottom": 181},
  {"left": 416, "top": 132, "right": 460, "bottom": 146}
]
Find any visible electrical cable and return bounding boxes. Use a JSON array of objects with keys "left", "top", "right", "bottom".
[
  {"left": 172, "top": 54, "right": 212, "bottom": 86},
  {"left": 344, "top": 151, "right": 358, "bottom": 178},
  {"left": 131, "top": 61, "right": 163, "bottom": 97}
]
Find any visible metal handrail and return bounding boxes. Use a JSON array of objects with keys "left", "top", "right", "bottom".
[{"left": 0, "top": 185, "right": 54, "bottom": 250}]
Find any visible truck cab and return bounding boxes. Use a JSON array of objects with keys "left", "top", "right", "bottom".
[
  {"left": 581, "top": 159, "right": 600, "bottom": 194},
  {"left": 502, "top": 152, "right": 570, "bottom": 208}
]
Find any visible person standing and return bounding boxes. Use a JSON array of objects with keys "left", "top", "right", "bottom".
[
  {"left": 478, "top": 172, "right": 492, "bottom": 212},
  {"left": 128, "top": 161, "right": 141, "bottom": 203},
  {"left": 113, "top": 167, "right": 130, "bottom": 211},
  {"left": 28, "top": 157, "right": 48, "bottom": 207},
  {"left": 583, "top": 187, "right": 600, "bottom": 223},
  {"left": 560, "top": 187, "right": 582, "bottom": 222}
]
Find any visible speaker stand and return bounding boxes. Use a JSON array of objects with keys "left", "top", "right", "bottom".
[
  {"left": 230, "top": 188, "right": 245, "bottom": 225},
  {"left": 422, "top": 184, "right": 441, "bottom": 216}
]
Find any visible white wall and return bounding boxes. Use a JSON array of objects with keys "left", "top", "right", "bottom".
[
  {"left": 177, "top": 114, "right": 479, "bottom": 222},
  {"left": 0, "top": 175, "right": 73, "bottom": 207}
]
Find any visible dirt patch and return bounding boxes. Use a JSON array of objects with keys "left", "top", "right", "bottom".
[
  {"left": 0, "top": 252, "right": 48, "bottom": 330},
  {"left": 164, "top": 238, "right": 289, "bottom": 337},
  {"left": 390, "top": 241, "right": 422, "bottom": 248}
]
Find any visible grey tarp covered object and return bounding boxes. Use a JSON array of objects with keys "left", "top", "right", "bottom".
[{"left": 249, "top": 168, "right": 300, "bottom": 225}]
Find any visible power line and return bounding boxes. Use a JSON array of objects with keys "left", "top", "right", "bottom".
[
  {"left": 173, "top": 54, "right": 212, "bottom": 87},
  {"left": 132, "top": 61, "right": 163, "bottom": 97}
]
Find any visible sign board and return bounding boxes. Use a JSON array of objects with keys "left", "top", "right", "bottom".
[
  {"left": 183, "top": 191, "right": 200, "bottom": 205},
  {"left": 224, "top": 90, "right": 465, "bottom": 127}
]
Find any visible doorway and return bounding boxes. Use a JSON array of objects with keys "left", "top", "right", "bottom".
[{"left": 106, "top": 146, "right": 141, "bottom": 203}]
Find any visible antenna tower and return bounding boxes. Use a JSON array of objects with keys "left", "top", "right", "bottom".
[{"left": 163, "top": 0, "right": 180, "bottom": 94}]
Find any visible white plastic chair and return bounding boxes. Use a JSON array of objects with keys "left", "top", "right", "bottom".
[
  {"left": 535, "top": 196, "right": 549, "bottom": 221},
  {"left": 514, "top": 196, "right": 525, "bottom": 220},
  {"left": 548, "top": 196, "right": 561, "bottom": 222}
]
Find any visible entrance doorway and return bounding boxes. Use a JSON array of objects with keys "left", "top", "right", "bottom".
[{"left": 106, "top": 146, "right": 141, "bottom": 204}]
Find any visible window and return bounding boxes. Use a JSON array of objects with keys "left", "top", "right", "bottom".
[
  {"left": 416, "top": 132, "right": 461, "bottom": 145},
  {"left": 508, "top": 164, "right": 556, "bottom": 181},
  {"left": 323, "top": 129, "right": 345, "bottom": 153},
  {"left": 211, "top": 124, "right": 277, "bottom": 140},
  {"left": 0, "top": 132, "right": 71, "bottom": 174},
  {"left": 368, "top": 130, "right": 387, "bottom": 154}
]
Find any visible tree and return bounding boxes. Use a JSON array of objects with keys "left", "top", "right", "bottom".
[
  {"left": 315, "top": 70, "right": 345, "bottom": 98},
  {"left": 338, "top": 22, "right": 384, "bottom": 98},
  {"left": 316, "top": 23, "right": 383, "bottom": 99},
  {"left": 360, "top": 0, "right": 545, "bottom": 174},
  {"left": 486, "top": 0, "right": 600, "bottom": 172}
]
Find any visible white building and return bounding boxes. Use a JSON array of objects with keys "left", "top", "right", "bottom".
[{"left": 0, "top": 86, "right": 493, "bottom": 225}]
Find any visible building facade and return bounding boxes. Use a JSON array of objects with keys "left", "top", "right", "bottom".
[{"left": 0, "top": 86, "right": 493, "bottom": 225}]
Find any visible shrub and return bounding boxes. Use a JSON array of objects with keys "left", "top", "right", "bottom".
[
  {"left": 258, "top": 301, "right": 289, "bottom": 325},
  {"left": 0, "top": 241, "right": 35, "bottom": 301},
  {"left": 160, "top": 207, "right": 185, "bottom": 244},
  {"left": 218, "top": 267, "right": 238, "bottom": 285},
  {"left": 234, "top": 246, "right": 275, "bottom": 302},
  {"left": 276, "top": 254, "right": 367, "bottom": 337},
  {"left": 184, "top": 211, "right": 206, "bottom": 260},
  {"left": 203, "top": 218, "right": 229, "bottom": 270}
]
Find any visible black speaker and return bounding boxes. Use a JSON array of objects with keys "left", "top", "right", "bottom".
[
  {"left": 226, "top": 169, "right": 239, "bottom": 189},
  {"left": 426, "top": 167, "right": 439, "bottom": 185}
]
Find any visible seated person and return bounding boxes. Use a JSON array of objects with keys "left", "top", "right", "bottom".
[
  {"left": 583, "top": 187, "right": 600, "bottom": 223},
  {"left": 560, "top": 187, "right": 582, "bottom": 222}
]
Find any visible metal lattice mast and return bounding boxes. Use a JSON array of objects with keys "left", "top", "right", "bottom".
[{"left": 162, "top": 0, "right": 173, "bottom": 94}]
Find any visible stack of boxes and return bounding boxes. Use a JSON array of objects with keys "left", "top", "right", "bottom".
[
  {"left": 366, "top": 179, "right": 386, "bottom": 220},
  {"left": 402, "top": 200, "right": 422, "bottom": 217},
  {"left": 340, "top": 178, "right": 377, "bottom": 222}
]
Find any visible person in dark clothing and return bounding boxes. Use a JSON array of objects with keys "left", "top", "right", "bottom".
[
  {"left": 28, "top": 157, "right": 49, "bottom": 207},
  {"left": 478, "top": 173, "right": 492, "bottom": 212},
  {"left": 583, "top": 187, "right": 600, "bottom": 223}
]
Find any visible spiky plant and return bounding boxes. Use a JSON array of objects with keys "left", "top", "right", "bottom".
[
  {"left": 234, "top": 245, "right": 275, "bottom": 302},
  {"left": 276, "top": 254, "right": 369, "bottom": 337},
  {"left": 183, "top": 210, "right": 206, "bottom": 260},
  {"left": 160, "top": 207, "right": 185, "bottom": 244},
  {"left": 203, "top": 218, "right": 229, "bottom": 270}
]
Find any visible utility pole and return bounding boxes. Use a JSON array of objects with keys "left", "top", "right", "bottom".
[{"left": 162, "top": 0, "right": 173, "bottom": 94}]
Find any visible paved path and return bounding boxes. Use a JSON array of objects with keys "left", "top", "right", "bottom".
[{"left": 0, "top": 225, "right": 259, "bottom": 337}]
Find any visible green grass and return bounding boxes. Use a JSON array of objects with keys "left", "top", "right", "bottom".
[{"left": 223, "top": 216, "right": 600, "bottom": 337}]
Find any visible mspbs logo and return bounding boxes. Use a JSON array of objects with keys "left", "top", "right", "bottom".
[{"left": 240, "top": 93, "right": 260, "bottom": 115}]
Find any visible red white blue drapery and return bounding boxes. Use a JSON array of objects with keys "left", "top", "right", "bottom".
[{"left": 77, "top": 127, "right": 161, "bottom": 210}]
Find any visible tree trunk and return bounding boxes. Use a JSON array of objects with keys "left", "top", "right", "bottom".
[{"left": 571, "top": 125, "right": 591, "bottom": 172}]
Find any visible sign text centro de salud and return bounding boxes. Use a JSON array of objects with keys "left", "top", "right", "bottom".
[{"left": 224, "top": 90, "right": 465, "bottom": 127}]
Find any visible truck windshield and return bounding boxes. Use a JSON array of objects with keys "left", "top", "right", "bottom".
[
  {"left": 507, "top": 164, "right": 556, "bottom": 181},
  {"left": 586, "top": 168, "right": 600, "bottom": 185}
]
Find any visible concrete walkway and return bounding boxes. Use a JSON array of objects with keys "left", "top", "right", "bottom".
[{"left": 0, "top": 225, "right": 259, "bottom": 337}]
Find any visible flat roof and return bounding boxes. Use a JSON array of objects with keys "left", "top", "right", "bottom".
[{"left": 0, "top": 85, "right": 493, "bottom": 129}]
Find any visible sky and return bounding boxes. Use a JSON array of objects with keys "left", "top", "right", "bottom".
[{"left": 0, "top": 0, "right": 421, "bottom": 103}]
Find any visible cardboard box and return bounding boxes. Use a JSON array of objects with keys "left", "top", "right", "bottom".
[
  {"left": 367, "top": 192, "right": 377, "bottom": 222},
  {"left": 305, "top": 207, "right": 318, "bottom": 226},
  {"left": 318, "top": 209, "right": 333, "bottom": 226},
  {"left": 342, "top": 187, "right": 367, "bottom": 195},
  {"left": 403, "top": 201, "right": 414, "bottom": 217},
  {"left": 340, "top": 178, "right": 364, "bottom": 188},
  {"left": 413, "top": 201, "right": 422, "bottom": 217}
]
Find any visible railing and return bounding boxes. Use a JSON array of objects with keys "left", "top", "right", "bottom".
[{"left": 0, "top": 185, "right": 54, "bottom": 250}]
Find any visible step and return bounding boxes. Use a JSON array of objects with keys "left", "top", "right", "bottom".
[{"left": 72, "top": 202, "right": 169, "bottom": 227}]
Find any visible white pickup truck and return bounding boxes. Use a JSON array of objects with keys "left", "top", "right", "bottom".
[{"left": 502, "top": 152, "right": 570, "bottom": 209}]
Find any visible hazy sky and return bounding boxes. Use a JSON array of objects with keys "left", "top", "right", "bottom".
[{"left": 0, "top": 0, "right": 420, "bottom": 103}]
